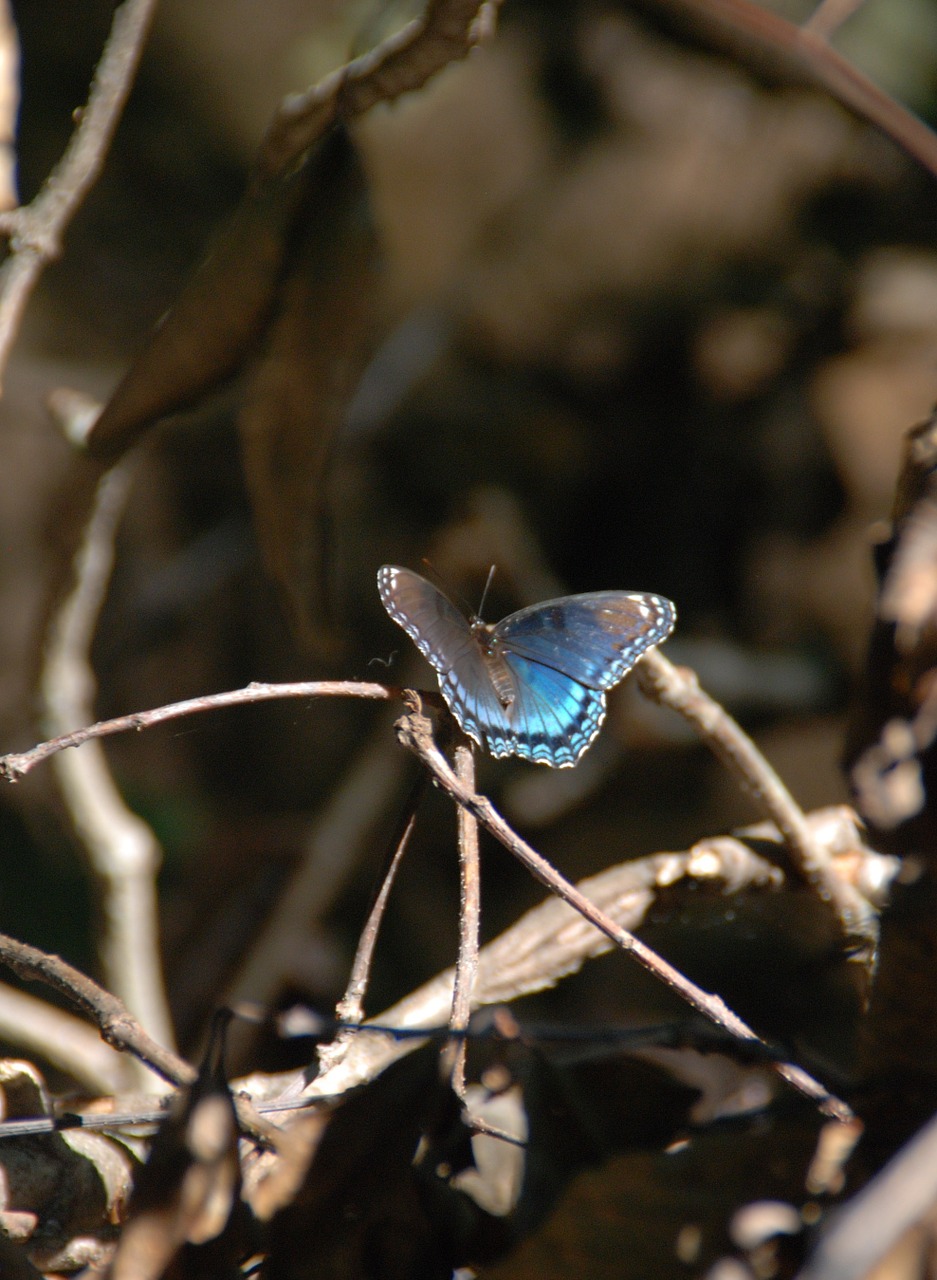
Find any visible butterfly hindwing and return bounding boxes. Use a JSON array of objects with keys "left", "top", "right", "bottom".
[{"left": 496, "top": 653, "right": 607, "bottom": 765}]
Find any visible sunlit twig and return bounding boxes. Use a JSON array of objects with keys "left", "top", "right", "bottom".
[
  {"left": 636, "top": 649, "right": 874, "bottom": 944},
  {"left": 0, "top": 680, "right": 418, "bottom": 781},
  {"left": 0, "top": 0, "right": 158, "bottom": 393},
  {"left": 42, "top": 460, "right": 176, "bottom": 1086},
  {"left": 0, "top": 931, "right": 193, "bottom": 1088}
]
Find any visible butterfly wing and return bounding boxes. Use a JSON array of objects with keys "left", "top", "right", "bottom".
[
  {"left": 378, "top": 569, "right": 675, "bottom": 768},
  {"left": 377, "top": 566, "right": 508, "bottom": 753},
  {"left": 495, "top": 652, "right": 607, "bottom": 766},
  {"left": 494, "top": 592, "right": 675, "bottom": 690}
]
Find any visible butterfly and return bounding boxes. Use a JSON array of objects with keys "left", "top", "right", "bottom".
[{"left": 377, "top": 565, "right": 676, "bottom": 767}]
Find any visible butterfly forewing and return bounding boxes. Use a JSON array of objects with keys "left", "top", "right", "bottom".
[
  {"left": 494, "top": 593, "right": 676, "bottom": 689},
  {"left": 377, "top": 566, "right": 502, "bottom": 751},
  {"left": 377, "top": 566, "right": 474, "bottom": 671}
]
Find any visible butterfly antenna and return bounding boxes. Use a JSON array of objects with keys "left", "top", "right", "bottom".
[
  {"left": 476, "top": 565, "right": 497, "bottom": 622},
  {"left": 420, "top": 557, "right": 483, "bottom": 618}
]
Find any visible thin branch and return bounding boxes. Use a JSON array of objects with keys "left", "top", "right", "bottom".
[
  {"left": 0, "top": 980, "right": 130, "bottom": 1094},
  {"left": 257, "top": 0, "right": 505, "bottom": 182},
  {"left": 0, "top": 931, "right": 194, "bottom": 1089},
  {"left": 332, "top": 781, "right": 423, "bottom": 1028},
  {"left": 225, "top": 711, "right": 417, "bottom": 1012},
  {"left": 636, "top": 650, "right": 875, "bottom": 944},
  {"left": 42, "top": 460, "right": 176, "bottom": 1083},
  {"left": 672, "top": 0, "right": 937, "bottom": 179},
  {"left": 303, "top": 813, "right": 871, "bottom": 1112},
  {"left": 0, "top": 680, "right": 420, "bottom": 781},
  {"left": 446, "top": 741, "right": 481, "bottom": 1096},
  {"left": 393, "top": 704, "right": 852, "bottom": 1122},
  {"left": 0, "top": 818, "right": 871, "bottom": 1135},
  {"left": 0, "top": 1, "right": 19, "bottom": 213},
  {"left": 2, "top": 644, "right": 872, "bottom": 943},
  {"left": 311, "top": 779, "right": 423, "bottom": 1084},
  {"left": 802, "top": 0, "right": 867, "bottom": 40},
  {"left": 0, "top": 0, "right": 158, "bottom": 392}
]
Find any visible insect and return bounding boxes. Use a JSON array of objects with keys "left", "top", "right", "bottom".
[{"left": 377, "top": 565, "right": 676, "bottom": 767}]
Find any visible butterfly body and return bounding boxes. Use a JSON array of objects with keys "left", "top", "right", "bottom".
[{"left": 378, "top": 566, "right": 675, "bottom": 767}]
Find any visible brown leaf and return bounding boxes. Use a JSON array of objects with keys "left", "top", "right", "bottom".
[
  {"left": 0, "top": 1061, "right": 133, "bottom": 1272},
  {"left": 84, "top": 150, "right": 321, "bottom": 464},
  {"left": 237, "top": 128, "right": 381, "bottom": 648}
]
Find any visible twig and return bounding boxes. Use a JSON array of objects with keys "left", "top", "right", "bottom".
[
  {"left": 394, "top": 704, "right": 852, "bottom": 1121},
  {"left": 225, "top": 712, "right": 417, "bottom": 1012},
  {"left": 0, "top": 931, "right": 194, "bottom": 1089},
  {"left": 0, "top": 980, "right": 129, "bottom": 1094},
  {"left": 42, "top": 460, "right": 176, "bottom": 1083},
  {"left": 0, "top": 819, "right": 869, "bottom": 1135},
  {"left": 256, "top": 0, "right": 505, "bottom": 182},
  {"left": 293, "top": 835, "right": 786, "bottom": 1101},
  {"left": 636, "top": 649, "right": 874, "bottom": 942},
  {"left": 0, "top": 1, "right": 19, "bottom": 213},
  {"left": 312, "top": 773, "right": 425, "bottom": 1084},
  {"left": 0, "top": 0, "right": 158, "bottom": 392},
  {"left": 299, "top": 817, "right": 877, "bottom": 1106},
  {"left": 673, "top": 0, "right": 937, "bottom": 179},
  {"left": 445, "top": 741, "right": 481, "bottom": 1096},
  {"left": 802, "top": 0, "right": 867, "bottom": 40},
  {"left": 332, "top": 780, "right": 424, "bottom": 1028},
  {"left": 0, "top": 680, "right": 422, "bottom": 781}
]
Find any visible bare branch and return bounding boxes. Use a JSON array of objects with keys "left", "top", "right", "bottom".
[
  {"left": 257, "top": 0, "right": 505, "bottom": 182},
  {"left": 0, "top": 680, "right": 420, "bottom": 781},
  {"left": 672, "top": 0, "right": 937, "bottom": 178},
  {"left": 393, "top": 703, "right": 852, "bottom": 1121},
  {"left": 446, "top": 740, "right": 481, "bottom": 1095},
  {"left": 333, "top": 805, "right": 418, "bottom": 1030},
  {"left": 0, "top": 932, "right": 194, "bottom": 1089},
  {"left": 302, "top": 809, "right": 877, "bottom": 1111},
  {"left": 41, "top": 461, "right": 176, "bottom": 1084},
  {"left": 0, "top": 0, "right": 158, "bottom": 392},
  {"left": 225, "top": 712, "right": 417, "bottom": 1012},
  {"left": 0, "top": 981, "right": 130, "bottom": 1094},
  {"left": 636, "top": 649, "right": 875, "bottom": 944}
]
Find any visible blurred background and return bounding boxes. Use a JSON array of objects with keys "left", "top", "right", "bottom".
[{"left": 1, "top": 0, "right": 936, "bottom": 1078}]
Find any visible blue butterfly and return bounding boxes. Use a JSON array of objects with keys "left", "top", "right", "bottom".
[{"left": 377, "top": 566, "right": 676, "bottom": 767}]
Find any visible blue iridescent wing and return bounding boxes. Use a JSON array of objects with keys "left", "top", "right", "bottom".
[
  {"left": 377, "top": 567, "right": 676, "bottom": 768},
  {"left": 494, "top": 653, "right": 607, "bottom": 766},
  {"left": 494, "top": 592, "right": 676, "bottom": 689}
]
